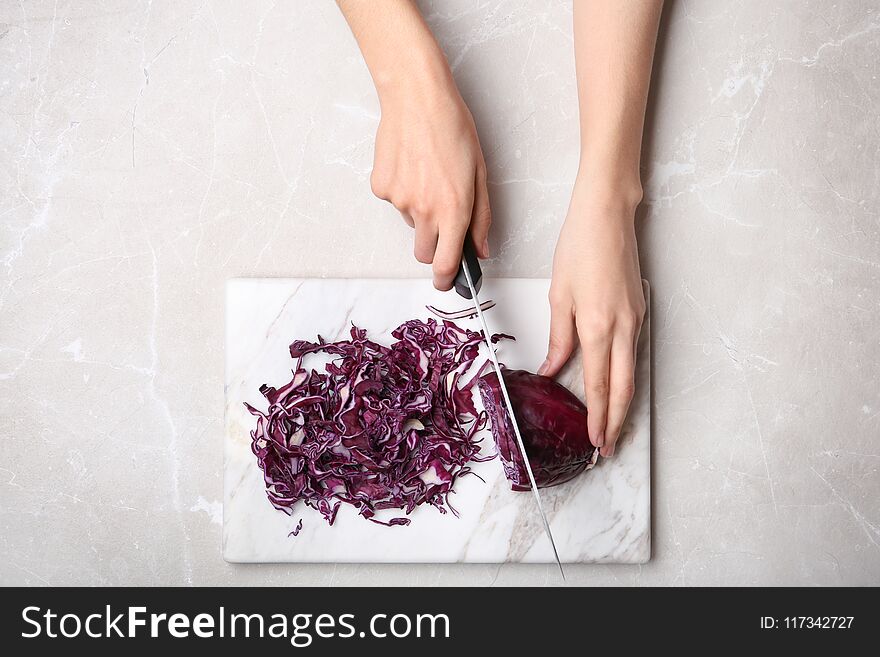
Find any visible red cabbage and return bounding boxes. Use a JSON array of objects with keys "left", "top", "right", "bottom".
[
  {"left": 426, "top": 300, "right": 496, "bottom": 320},
  {"left": 245, "top": 319, "right": 496, "bottom": 531},
  {"left": 477, "top": 368, "right": 598, "bottom": 491}
]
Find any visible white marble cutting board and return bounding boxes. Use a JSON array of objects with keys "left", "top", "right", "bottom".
[{"left": 224, "top": 278, "right": 650, "bottom": 563}]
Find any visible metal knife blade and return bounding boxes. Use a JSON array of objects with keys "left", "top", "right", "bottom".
[{"left": 458, "top": 256, "right": 565, "bottom": 579}]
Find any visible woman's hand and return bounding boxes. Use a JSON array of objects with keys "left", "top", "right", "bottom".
[
  {"left": 546, "top": 0, "right": 661, "bottom": 457},
  {"left": 539, "top": 181, "right": 646, "bottom": 457},
  {"left": 336, "top": 0, "right": 490, "bottom": 291},
  {"left": 370, "top": 73, "right": 491, "bottom": 290}
]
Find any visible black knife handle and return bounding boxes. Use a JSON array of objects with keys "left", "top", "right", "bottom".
[{"left": 454, "top": 235, "right": 483, "bottom": 299}]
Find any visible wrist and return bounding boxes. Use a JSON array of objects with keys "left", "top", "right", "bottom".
[
  {"left": 571, "top": 167, "right": 643, "bottom": 218},
  {"left": 576, "top": 135, "right": 644, "bottom": 211},
  {"left": 341, "top": 0, "right": 455, "bottom": 108},
  {"left": 372, "top": 41, "right": 455, "bottom": 107}
]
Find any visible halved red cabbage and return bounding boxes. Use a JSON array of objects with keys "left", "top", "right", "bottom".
[
  {"left": 477, "top": 368, "right": 598, "bottom": 491},
  {"left": 245, "top": 319, "right": 496, "bottom": 531}
]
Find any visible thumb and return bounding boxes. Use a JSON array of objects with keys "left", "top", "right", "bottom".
[{"left": 538, "top": 300, "right": 576, "bottom": 377}]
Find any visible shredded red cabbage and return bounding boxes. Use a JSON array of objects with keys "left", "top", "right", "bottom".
[
  {"left": 426, "top": 300, "right": 496, "bottom": 320},
  {"left": 245, "top": 319, "right": 498, "bottom": 531},
  {"left": 477, "top": 368, "right": 598, "bottom": 491}
]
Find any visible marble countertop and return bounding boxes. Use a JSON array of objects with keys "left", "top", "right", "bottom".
[{"left": 1, "top": 0, "right": 878, "bottom": 586}]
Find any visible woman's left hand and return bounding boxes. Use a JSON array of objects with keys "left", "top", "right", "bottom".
[{"left": 539, "top": 180, "right": 646, "bottom": 458}]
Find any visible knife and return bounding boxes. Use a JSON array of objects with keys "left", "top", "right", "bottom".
[{"left": 455, "top": 237, "right": 565, "bottom": 578}]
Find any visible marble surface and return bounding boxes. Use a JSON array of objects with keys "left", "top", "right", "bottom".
[
  {"left": 1, "top": 0, "right": 878, "bottom": 585},
  {"left": 224, "top": 279, "right": 650, "bottom": 563}
]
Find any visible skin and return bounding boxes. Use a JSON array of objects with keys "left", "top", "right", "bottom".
[
  {"left": 541, "top": 0, "right": 663, "bottom": 458},
  {"left": 338, "top": 0, "right": 663, "bottom": 457},
  {"left": 337, "top": 0, "right": 491, "bottom": 292}
]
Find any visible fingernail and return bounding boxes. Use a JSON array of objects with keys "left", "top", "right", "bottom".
[
  {"left": 606, "top": 444, "right": 615, "bottom": 457},
  {"left": 537, "top": 358, "right": 550, "bottom": 376},
  {"left": 595, "top": 430, "right": 605, "bottom": 448},
  {"left": 482, "top": 238, "right": 490, "bottom": 258}
]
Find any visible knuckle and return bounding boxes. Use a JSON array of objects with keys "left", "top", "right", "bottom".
[
  {"left": 615, "top": 380, "right": 636, "bottom": 401},
  {"left": 474, "top": 204, "right": 492, "bottom": 227},
  {"left": 410, "top": 200, "right": 431, "bottom": 217},
  {"left": 630, "top": 305, "right": 645, "bottom": 324},
  {"left": 588, "top": 378, "right": 610, "bottom": 398},
  {"left": 547, "top": 332, "right": 569, "bottom": 353},
  {"left": 437, "top": 188, "right": 468, "bottom": 215},
  {"left": 414, "top": 248, "right": 433, "bottom": 265},
  {"left": 619, "top": 312, "right": 641, "bottom": 335},
  {"left": 433, "top": 260, "right": 458, "bottom": 279},
  {"left": 548, "top": 288, "right": 569, "bottom": 310},
  {"left": 369, "top": 171, "right": 389, "bottom": 199},
  {"left": 582, "top": 315, "right": 614, "bottom": 340}
]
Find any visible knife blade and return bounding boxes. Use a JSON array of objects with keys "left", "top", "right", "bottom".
[{"left": 455, "top": 239, "right": 565, "bottom": 579}]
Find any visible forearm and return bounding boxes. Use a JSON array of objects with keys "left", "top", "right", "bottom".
[
  {"left": 336, "top": 0, "right": 491, "bottom": 284},
  {"left": 336, "top": 0, "right": 454, "bottom": 106},
  {"left": 573, "top": 0, "right": 663, "bottom": 203}
]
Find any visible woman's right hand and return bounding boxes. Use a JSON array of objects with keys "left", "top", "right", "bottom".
[{"left": 369, "top": 65, "right": 491, "bottom": 291}]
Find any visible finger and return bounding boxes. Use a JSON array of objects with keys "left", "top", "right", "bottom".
[
  {"left": 413, "top": 222, "right": 438, "bottom": 265},
  {"left": 399, "top": 211, "right": 415, "bottom": 228},
  {"left": 432, "top": 219, "right": 468, "bottom": 291},
  {"left": 579, "top": 325, "right": 612, "bottom": 450},
  {"left": 602, "top": 334, "right": 637, "bottom": 458},
  {"left": 539, "top": 299, "right": 576, "bottom": 377},
  {"left": 469, "top": 165, "right": 492, "bottom": 258},
  {"left": 634, "top": 306, "right": 645, "bottom": 354}
]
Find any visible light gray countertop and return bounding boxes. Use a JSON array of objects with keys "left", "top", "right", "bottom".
[{"left": 1, "top": 0, "right": 878, "bottom": 586}]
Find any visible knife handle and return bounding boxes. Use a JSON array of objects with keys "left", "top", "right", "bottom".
[{"left": 454, "top": 235, "right": 483, "bottom": 299}]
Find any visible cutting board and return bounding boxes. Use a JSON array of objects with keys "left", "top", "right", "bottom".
[{"left": 224, "top": 278, "right": 650, "bottom": 563}]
